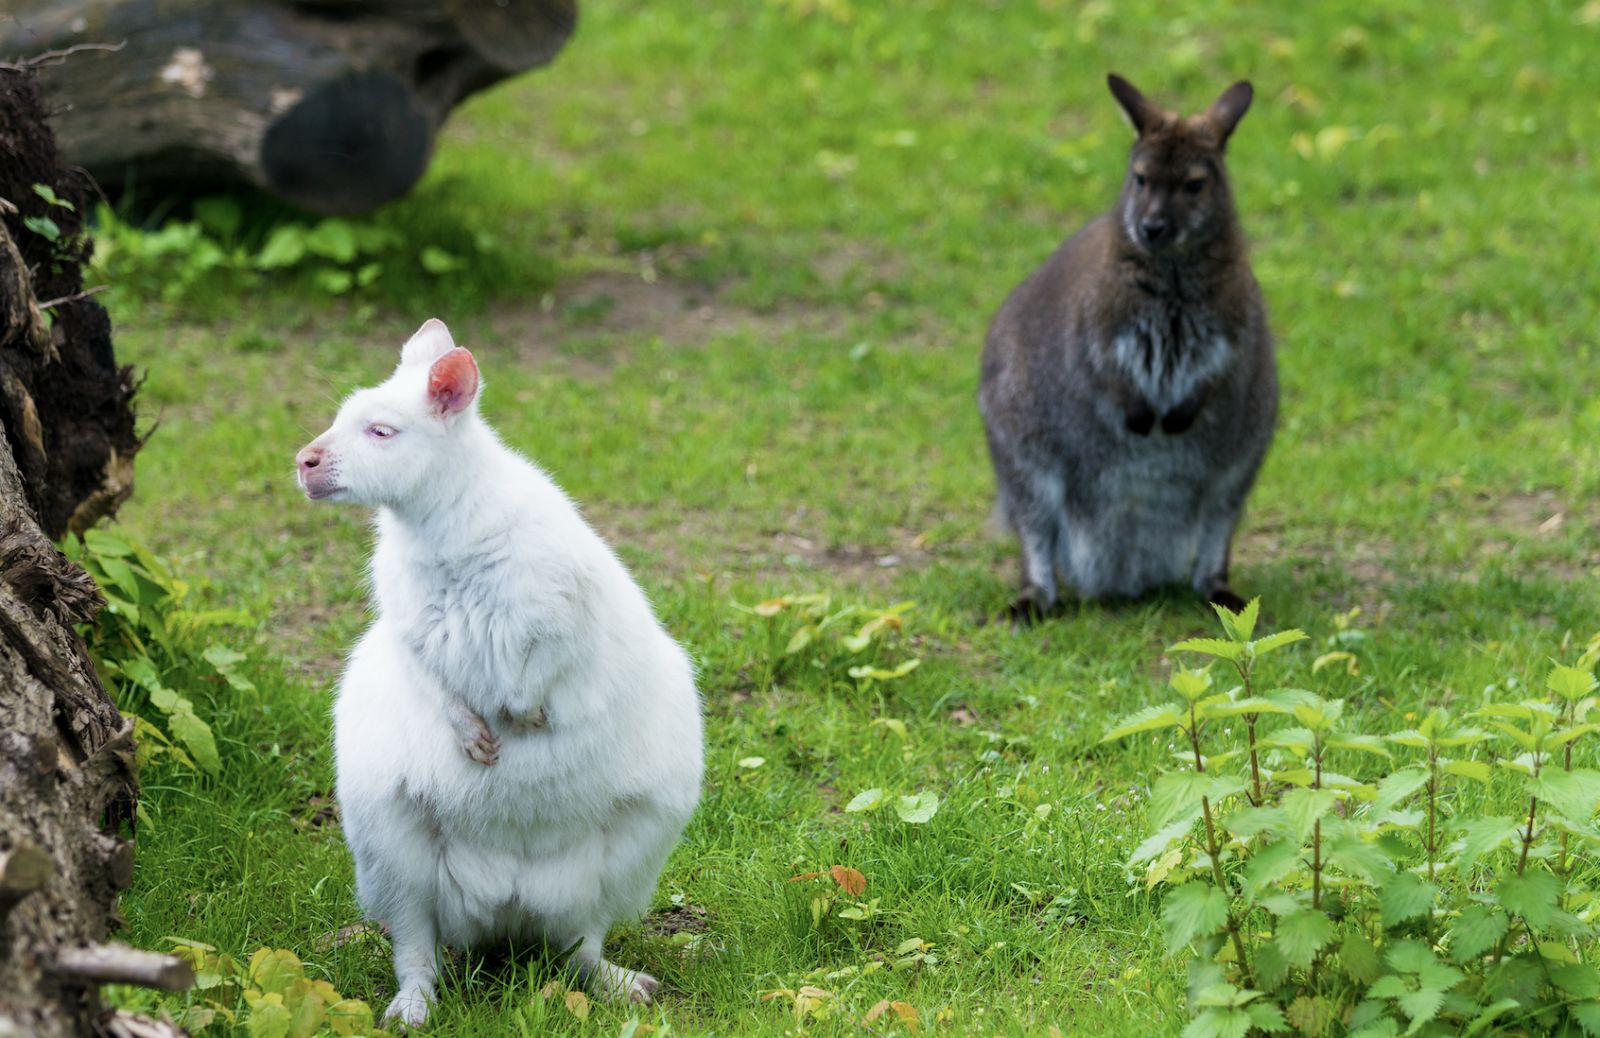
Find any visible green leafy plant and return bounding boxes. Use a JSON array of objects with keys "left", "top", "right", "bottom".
[
  {"left": 735, "top": 593, "right": 919, "bottom": 690},
  {"left": 90, "top": 197, "right": 497, "bottom": 303},
  {"left": 1104, "top": 599, "right": 1600, "bottom": 1037},
  {"left": 63, "top": 528, "right": 255, "bottom": 777},
  {"left": 165, "top": 941, "right": 388, "bottom": 1036}
]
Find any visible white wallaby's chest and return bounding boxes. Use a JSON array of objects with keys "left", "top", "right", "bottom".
[{"left": 1110, "top": 307, "right": 1233, "bottom": 413}]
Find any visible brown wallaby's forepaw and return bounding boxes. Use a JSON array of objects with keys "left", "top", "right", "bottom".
[{"left": 1207, "top": 587, "right": 1247, "bottom": 613}]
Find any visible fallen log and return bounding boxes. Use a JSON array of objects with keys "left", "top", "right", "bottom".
[{"left": 1, "top": 0, "right": 578, "bottom": 215}]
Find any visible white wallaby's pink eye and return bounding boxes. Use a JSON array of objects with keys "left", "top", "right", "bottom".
[{"left": 366, "top": 423, "right": 398, "bottom": 440}]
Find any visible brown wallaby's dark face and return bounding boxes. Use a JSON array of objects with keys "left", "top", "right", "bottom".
[{"left": 1107, "top": 74, "right": 1253, "bottom": 255}]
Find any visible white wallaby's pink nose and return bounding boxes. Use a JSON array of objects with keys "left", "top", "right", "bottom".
[
  {"left": 297, "top": 444, "right": 325, "bottom": 474},
  {"left": 297, "top": 443, "right": 341, "bottom": 500}
]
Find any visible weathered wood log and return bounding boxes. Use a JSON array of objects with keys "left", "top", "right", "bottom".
[
  {"left": 1, "top": 0, "right": 579, "bottom": 215},
  {"left": 1, "top": 67, "right": 177, "bottom": 1038}
]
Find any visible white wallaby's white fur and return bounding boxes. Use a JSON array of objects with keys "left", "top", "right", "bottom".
[{"left": 296, "top": 319, "right": 703, "bottom": 1027}]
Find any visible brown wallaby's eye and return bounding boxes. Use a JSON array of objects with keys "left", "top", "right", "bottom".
[
  {"left": 1184, "top": 178, "right": 1206, "bottom": 194},
  {"left": 1134, "top": 173, "right": 1147, "bottom": 188}
]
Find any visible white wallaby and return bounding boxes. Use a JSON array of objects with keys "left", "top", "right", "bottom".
[{"left": 295, "top": 319, "right": 703, "bottom": 1027}]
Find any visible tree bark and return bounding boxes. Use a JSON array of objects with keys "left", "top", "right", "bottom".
[
  {"left": 1, "top": 0, "right": 579, "bottom": 215},
  {"left": 1, "top": 67, "right": 186, "bottom": 1038}
]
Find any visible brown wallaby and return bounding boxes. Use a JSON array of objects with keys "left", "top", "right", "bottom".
[{"left": 979, "top": 73, "right": 1276, "bottom": 620}]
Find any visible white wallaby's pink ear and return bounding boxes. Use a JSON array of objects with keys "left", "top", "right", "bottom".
[
  {"left": 427, "top": 348, "right": 479, "bottom": 418},
  {"left": 401, "top": 318, "right": 456, "bottom": 367}
]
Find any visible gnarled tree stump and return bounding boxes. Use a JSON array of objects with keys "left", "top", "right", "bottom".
[
  {"left": 1, "top": 0, "right": 578, "bottom": 215},
  {"left": 1, "top": 67, "right": 185, "bottom": 1038}
]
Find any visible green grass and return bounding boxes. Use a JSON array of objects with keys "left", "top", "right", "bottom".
[{"left": 96, "top": 0, "right": 1599, "bottom": 1034}]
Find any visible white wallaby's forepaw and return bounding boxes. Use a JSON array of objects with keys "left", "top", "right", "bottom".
[
  {"left": 383, "top": 989, "right": 432, "bottom": 1028},
  {"left": 444, "top": 698, "right": 499, "bottom": 766},
  {"left": 463, "top": 724, "right": 499, "bottom": 767}
]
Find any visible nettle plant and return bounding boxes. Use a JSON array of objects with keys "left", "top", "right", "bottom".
[{"left": 1104, "top": 600, "right": 1600, "bottom": 1038}]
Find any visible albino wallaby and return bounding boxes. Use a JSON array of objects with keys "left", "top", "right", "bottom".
[
  {"left": 296, "top": 320, "right": 703, "bottom": 1026},
  {"left": 980, "top": 73, "right": 1276, "bottom": 619}
]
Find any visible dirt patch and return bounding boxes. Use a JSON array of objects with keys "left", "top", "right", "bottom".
[
  {"left": 479, "top": 265, "right": 856, "bottom": 375},
  {"left": 641, "top": 903, "right": 710, "bottom": 938}
]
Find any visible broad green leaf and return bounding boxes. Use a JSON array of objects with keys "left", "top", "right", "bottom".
[
  {"left": 1339, "top": 930, "right": 1383, "bottom": 983},
  {"left": 1395, "top": 987, "right": 1444, "bottom": 1029},
  {"left": 1260, "top": 726, "right": 1315, "bottom": 754},
  {"left": 1102, "top": 705, "right": 1183, "bottom": 743},
  {"left": 1253, "top": 940, "right": 1290, "bottom": 990},
  {"left": 33, "top": 182, "right": 75, "bottom": 210},
  {"left": 1328, "top": 734, "right": 1391, "bottom": 758},
  {"left": 1548, "top": 724, "right": 1600, "bottom": 748},
  {"left": 1250, "top": 629, "right": 1308, "bottom": 657},
  {"left": 1385, "top": 938, "right": 1437, "bottom": 975},
  {"left": 844, "top": 788, "right": 887, "bottom": 812},
  {"left": 1498, "top": 869, "right": 1561, "bottom": 929},
  {"left": 249, "top": 949, "right": 303, "bottom": 995},
  {"left": 1449, "top": 817, "right": 1519, "bottom": 875},
  {"left": 1549, "top": 664, "right": 1599, "bottom": 702},
  {"left": 1181, "top": 1007, "right": 1252, "bottom": 1038},
  {"left": 1346, "top": 1021, "right": 1399, "bottom": 1038},
  {"left": 1162, "top": 882, "right": 1228, "bottom": 951},
  {"left": 1447, "top": 905, "right": 1509, "bottom": 963},
  {"left": 304, "top": 219, "right": 358, "bottom": 263},
  {"left": 1461, "top": 998, "right": 1520, "bottom": 1037},
  {"left": 1274, "top": 909, "right": 1334, "bottom": 968},
  {"left": 1212, "top": 596, "right": 1260, "bottom": 642},
  {"left": 1129, "top": 814, "right": 1199, "bottom": 867},
  {"left": 419, "top": 245, "right": 463, "bottom": 274},
  {"left": 784, "top": 625, "right": 816, "bottom": 655},
  {"left": 1208, "top": 697, "right": 1294, "bottom": 718},
  {"left": 894, "top": 791, "right": 939, "bottom": 824},
  {"left": 1325, "top": 827, "right": 1394, "bottom": 885},
  {"left": 1552, "top": 963, "right": 1600, "bottom": 999},
  {"left": 1280, "top": 788, "right": 1342, "bottom": 841},
  {"left": 325, "top": 999, "right": 373, "bottom": 1036},
  {"left": 1285, "top": 995, "right": 1334, "bottom": 1037},
  {"left": 1534, "top": 768, "right": 1600, "bottom": 824},
  {"left": 1572, "top": 1000, "right": 1600, "bottom": 1038},
  {"left": 1440, "top": 759, "right": 1491, "bottom": 783},
  {"left": 1373, "top": 767, "right": 1430, "bottom": 815},
  {"left": 247, "top": 996, "right": 292, "bottom": 1038},
  {"left": 847, "top": 659, "right": 920, "bottom": 681},
  {"left": 1245, "top": 1002, "right": 1288, "bottom": 1033},
  {"left": 255, "top": 226, "right": 307, "bottom": 269},
  {"left": 192, "top": 195, "right": 240, "bottom": 238},
  {"left": 1380, "top": 872, "right": 1437, "bottom": 928},
  {"left": 1170, "top": 637, "right": 1245, "bottom": 662},
  {"left": 1170, "top": 667, "right": 1214, "bottom": 700},
  {"left": 167, "top": 706, "right": 221, "bottom": 775},
  {"left": 1221, "top": 805, "right": 1288, "bottom": 840},
  {"left": 1241, "top": 840, "right": 1302, "bottom": 902}
]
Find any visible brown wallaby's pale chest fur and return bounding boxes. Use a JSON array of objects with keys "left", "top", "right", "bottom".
[{"left": 979, "top": 74, "right": 1277, "bottom": 619}]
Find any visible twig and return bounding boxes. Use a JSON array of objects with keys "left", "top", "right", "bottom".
[
  {"left": 51, "top": 943, "right": 195, "bottom": 991},
  {"left": 0, "top": 41, "right": 125, "bottom": 72},
  {"left": 37, "top": 285, "right": 107, "bottom": 310}
]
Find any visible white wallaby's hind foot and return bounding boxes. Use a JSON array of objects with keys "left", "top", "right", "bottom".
[
  {"left": 383, "top": 985, "right": 433, "bottom": 1029},
  {"left": 574, "top": 956, "right": 659, "bottom": 1004}
]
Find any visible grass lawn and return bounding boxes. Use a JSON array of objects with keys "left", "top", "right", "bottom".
[{"left": 95, "top": 1, "right": 1599, "bottom": 1034}]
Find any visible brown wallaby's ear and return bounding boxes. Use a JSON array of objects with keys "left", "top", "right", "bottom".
[
  {"left": 1206, "top": 80, "right": 1254, "bottom": 145},
  {"left": 1107, "top": 73, "right": 1160, "bottom": 136}
]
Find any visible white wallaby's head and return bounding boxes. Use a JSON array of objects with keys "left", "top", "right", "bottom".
[{"left": 296, "top": 319, "right": 482, "bottom": 508}]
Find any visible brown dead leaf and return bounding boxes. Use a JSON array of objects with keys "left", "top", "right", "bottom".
[
  {"left": 830, "top": 864, "right": 867, "bottom": 896},
  {"left": 564, "top": 990, "right": 590, "bottom": 1020}
]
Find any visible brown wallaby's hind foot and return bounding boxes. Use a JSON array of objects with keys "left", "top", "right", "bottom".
[
  {"left": 1002, "top": 585, "right": 1055, "bottom": 626},
  {"left": 1206, "top": 586, "right": 1247, "bottom": 614}
]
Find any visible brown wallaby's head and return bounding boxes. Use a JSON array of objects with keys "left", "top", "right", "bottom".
[{"left": 1106, "top": 73, "right": 1253, "bottom": 256}]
